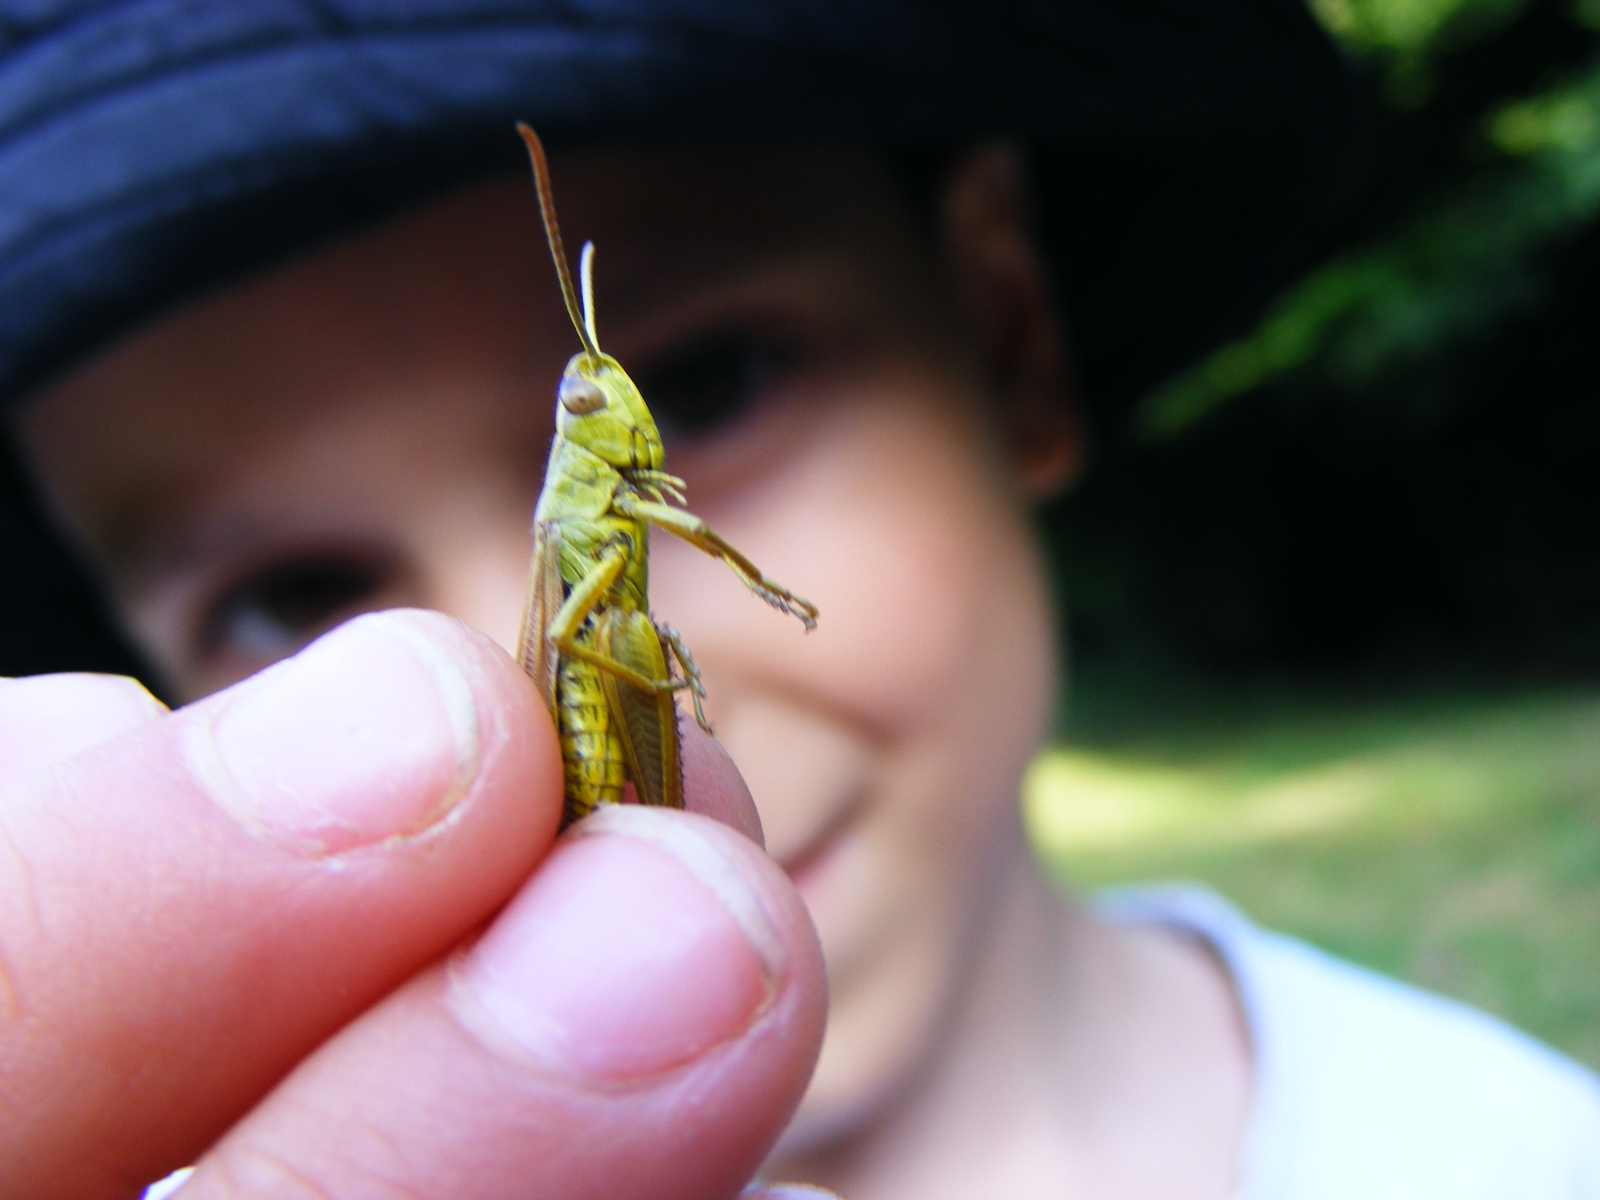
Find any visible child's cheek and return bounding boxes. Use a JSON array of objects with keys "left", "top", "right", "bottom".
[
  {"left": 784, "top": 388, "right": 1029, "bottom": 717},
  {"left": 654, "top": 369, "right": 1047, "bottom": 732}
]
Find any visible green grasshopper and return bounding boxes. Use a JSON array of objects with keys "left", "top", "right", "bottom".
[{"left": 514, "top": 125, "right": 819, "bottom": 827}]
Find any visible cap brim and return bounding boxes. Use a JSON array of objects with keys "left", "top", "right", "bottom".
[{"left": 0, "top": 0, "right": 1355, "bottom": 432}]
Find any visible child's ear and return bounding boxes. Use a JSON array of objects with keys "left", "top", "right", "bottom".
[{"left": 938, "top": 144, "right": 1083, "bottom": 498}]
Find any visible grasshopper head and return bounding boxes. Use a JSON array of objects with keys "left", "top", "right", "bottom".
[
  {"left": 518, "top": 125, "right": 666, "bottom": 472},
  {"left": 556, "top": 351, "right": 666, "bottom": 471}
]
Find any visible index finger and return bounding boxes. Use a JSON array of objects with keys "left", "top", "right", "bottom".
[{"left": 0, "top": 611, "right": 563, "bottom": 1196}]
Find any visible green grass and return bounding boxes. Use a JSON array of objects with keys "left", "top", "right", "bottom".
[{"left": 1023, "top": 687, "right": 1600, "bottom": 1067}]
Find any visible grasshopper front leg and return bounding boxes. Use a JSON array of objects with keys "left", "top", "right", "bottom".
[{"left": 612, "top": 495, "right": 819, "bottom": 630}]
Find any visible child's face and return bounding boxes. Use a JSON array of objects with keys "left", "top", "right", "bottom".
[{"left": 17, "top": 144, "right": 1073, "bottom": 1144}]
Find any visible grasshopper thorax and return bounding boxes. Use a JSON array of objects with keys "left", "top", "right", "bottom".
[{"left": 556, "top": 351, "right": 665, "bottom": 473}]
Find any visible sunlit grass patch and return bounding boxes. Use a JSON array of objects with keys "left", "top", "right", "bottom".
[{"left": 1025, "top": 690, "right": 1600, "bottom": 1067}]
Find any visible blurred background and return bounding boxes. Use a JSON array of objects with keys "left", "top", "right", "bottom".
[{"left": 1028, "top": 0, "right": 1600, "bottom": 1066}]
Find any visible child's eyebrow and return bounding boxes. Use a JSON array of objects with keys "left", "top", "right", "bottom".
[
  {"left": 545, "top": 191, "right": 918, "bottom": 336},
  {"left": 567, "top": 254, "right": 889, "bottom": 370},
  {"left": 546, "top": 237, "right": 811, "bottom": 331},
  {"left": 543, "top": 179, "right": 890, "bottom": 332},
  {"left": 101, "top": 510, "right": 254, "bottom": 583},
  {"left": 101, "top": 502, "right": 369, "bottom": 593}
]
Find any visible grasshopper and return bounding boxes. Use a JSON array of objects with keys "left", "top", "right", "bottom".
[{"left": 514, "top": 125, "right": 819, "bottom": 827}]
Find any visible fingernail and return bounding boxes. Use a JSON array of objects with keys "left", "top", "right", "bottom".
[
  {"left": 187, "top": 612, "right": 480, "bottom": 855},
  {"left": 741, "top": 1186, "right": 842, "bottom": 1200},
  {"left": 452, "top": 806, "right": 782, "bottom": 1081}
]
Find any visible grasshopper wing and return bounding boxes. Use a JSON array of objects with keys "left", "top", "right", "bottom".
[
  {"left": 594, "top": 607, "right": 683, "bottom": 809},
  {"left": 517, "top": 521, "right": 565, "bottom": 713}
]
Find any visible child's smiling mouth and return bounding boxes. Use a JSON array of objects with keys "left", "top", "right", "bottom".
[{"left": 774, "top": 785, "right": 868, "bottom": 899}]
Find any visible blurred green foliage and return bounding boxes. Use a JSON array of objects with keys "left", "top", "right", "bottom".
[
  {"left": 1029, "top": 686, "right": 1600, "bottom": 1066},
  {"left": 1146, "top": 0, "right": 1600, "bottom": 435},
  {"left": 1051, "top": 0, "right": 1600, "bottom": 688},
  {"left": 1313, "top": 0, "right": 1524, "bottom": 54},
  {"left": 1312, "top": 0, "right": 1529, "bottom": 102}
]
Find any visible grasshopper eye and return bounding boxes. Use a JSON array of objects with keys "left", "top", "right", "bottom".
[{"left": 559, "top": 374, "right": 606, "bottom": 414}]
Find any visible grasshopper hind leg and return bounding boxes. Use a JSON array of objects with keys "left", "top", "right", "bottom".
[
  {"left": 593, "top": 608, "right": 685, "bottom": 810},
  {"left": 656, "top": 621, "right": 712, "bottom": 734}
]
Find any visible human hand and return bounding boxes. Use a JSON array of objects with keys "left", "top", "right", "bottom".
[{"left": 0, "top": 610, "right": 827, "bottom": 1199}]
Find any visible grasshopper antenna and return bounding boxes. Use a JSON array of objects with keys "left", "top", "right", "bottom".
[
  {"left": 579, "top": 241, "right": 600, "bottom": 350},
  {"left": 516, "top": 122, "right": 600, "bottom": 360}
]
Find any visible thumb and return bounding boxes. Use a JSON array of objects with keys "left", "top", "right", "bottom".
[{"left": 178, "top": 808, "right": 827, "bottom": 1200}]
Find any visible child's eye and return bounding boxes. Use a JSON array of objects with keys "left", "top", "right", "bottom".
[
  {"left": 199, "top": 553, "right": 391, "bottom": 664},
  {"left": 634, "top": 331, "right": 789, "bottom": 440}
]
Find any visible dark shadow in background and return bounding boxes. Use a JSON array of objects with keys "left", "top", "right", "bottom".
[{"left": 1046, "top": 0, "right": 1600, "bottom": 718}]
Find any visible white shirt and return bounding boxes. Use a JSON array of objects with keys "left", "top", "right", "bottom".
[{"left": 1103, "top": 886, "right": 1600, "bottom": 1199}]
